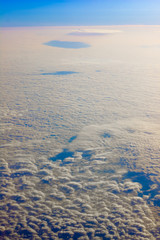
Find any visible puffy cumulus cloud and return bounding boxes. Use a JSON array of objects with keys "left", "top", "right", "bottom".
[
  {"left": 67, "top": 181, "right": 82, "bottom": 190},
  {"left": 152, "top": 194, "right": 160, "bottom": 207},
  {"left": 0, "top": 193, "right": 158, "bottom": 240},
  {"left": 103, "top": 181, "right": 120, "bottom": 194},
  {"left": 26, "top": 190, "right": 45, "bottom": 202},
  {"left": 1, "top": 123, "right": 160, "bottom": 239},
  {"left": 0, "top": 158, "right": 10, "bottom": 177},
  {"left": 58, "top": 230, "right": 74, "bottom": 239},
  {"left": 59, "top": 184, "right": 74, "bottom": 195},
  {"left": 10, "top": 194, "right": 27, "bottom": 203},
  {"left": 36, "top": 157, "right": 55, "bottom": 170},
  {"left": 40, "top": 176, "right": 56, "bottom": 185},
  {"left": 49, "top": 191, "right": 66, "bottom": 201},
  {"left": 57, "top": 176, "right": 71, "bottom": 183},
  {"left": 37, "top": 169, "right": 52, "bottom": 176},
  {"left": 10, "top": 169, "right": 35, "bottom": 178},
  {"left": 121, "top": 181, "right": 142, "bottom": 194},
  {"left": 63, "top": 157, "right": 75, "bottom": 164},
  {"left": 9, "top": 159, "right": 37, "bottom": 171},
  {"left": 18, "top": 177, "right": 36, "bottom": 190},
  {"left": 131, "top": 196, "right": 145, "bottom": 205}
]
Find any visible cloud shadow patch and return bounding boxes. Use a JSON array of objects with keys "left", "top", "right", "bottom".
[
  {"left": 123, "top": 171, "right": 160, "bottom": 206},
  {"left": 44, "top": 40, "right": 90, "bottom": 49},
  {"left": 41, "top": 71, "right": 78, "bottom": 76},
  {"left": 49, "top": 149, "right": 74, "bottom": 162}
]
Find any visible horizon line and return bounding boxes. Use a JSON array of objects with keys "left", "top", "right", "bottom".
[{"left": 1, "top": 24, "right": 160, "bottom": 29}]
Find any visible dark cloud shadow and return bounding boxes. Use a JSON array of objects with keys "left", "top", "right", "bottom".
[
  {"left": 68, "top": 135, "right": 77, "bottom": 143},
  {"left": 41, "top": 71, "right": 78, "bottom": 76},
  {"left": 49, "top": 149, "right": 74, "bottom": 162},
  {"left": 123, "top": 171, "right": 160, "bottom": 206},
  {"left": 44, "top": 40, "right": 91, "bottom": 49},
  {"left": 123, "top": 171, "right": 153, "bottom": 192},
  {"left": 101, "top": 132, "right": 111, "bottom": 138}
]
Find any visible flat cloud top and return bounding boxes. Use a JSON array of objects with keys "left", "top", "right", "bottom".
[{"left": 69, "top": 29, "right": 122, "bottom": 36}]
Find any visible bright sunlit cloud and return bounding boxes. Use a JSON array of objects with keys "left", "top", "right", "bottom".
[{"left": 69, "top": 29, "right": 122, "bottom": 36}]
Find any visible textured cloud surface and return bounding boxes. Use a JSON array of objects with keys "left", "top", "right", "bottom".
[{"left": 0, "top": 26, "right": 160, "bottom": 239}]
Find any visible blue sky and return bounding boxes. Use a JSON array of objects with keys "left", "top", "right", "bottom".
[{"left": 0, "top": 0, "right": 160, "bottom": 26}]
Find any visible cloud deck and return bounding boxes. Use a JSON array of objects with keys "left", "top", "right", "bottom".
[{"left": 0, "top": 26, "right": 160, "bottom": 239}]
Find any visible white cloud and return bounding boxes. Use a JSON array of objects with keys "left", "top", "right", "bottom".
[{"left": 69, "top": 28, "right": 122, "bottom": 36}]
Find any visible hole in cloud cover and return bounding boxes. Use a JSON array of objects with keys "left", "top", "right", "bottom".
[
  {"left": 123, "top": 170, "right": 160, "bottom": 206},
  {"left": 123, "top": 171, "right": 153, "bottom": 192},
  {"left": 49, "top": 148, "right": 74, "bottom": 162},
  {"left": 41, "top": 71, "right": 78, "bottom": 76},
  {"left": 68, "top": 135, "right": 77, "bottom": 143},
  {"left": 44, "top": 40, "right": 90, "bottom": 49}
]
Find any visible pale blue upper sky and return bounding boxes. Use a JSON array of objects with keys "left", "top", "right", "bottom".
[{"left": 0, "top": 0, "right": 160, "bottom": 26}]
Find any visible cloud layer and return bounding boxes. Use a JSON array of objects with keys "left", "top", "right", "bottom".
[
  {"left": 1, "top": 26, "right": 160, "bottom": 239},
  {"left": 1, "top": 121, "right": 160, "bottom": 239},
  {"left": 69, "top": 29, "right": 122, "bottom": 36}
]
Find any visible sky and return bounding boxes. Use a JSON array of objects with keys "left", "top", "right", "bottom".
[{"left": 0, "top": 0, "right": 160, "bottom": 27}]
